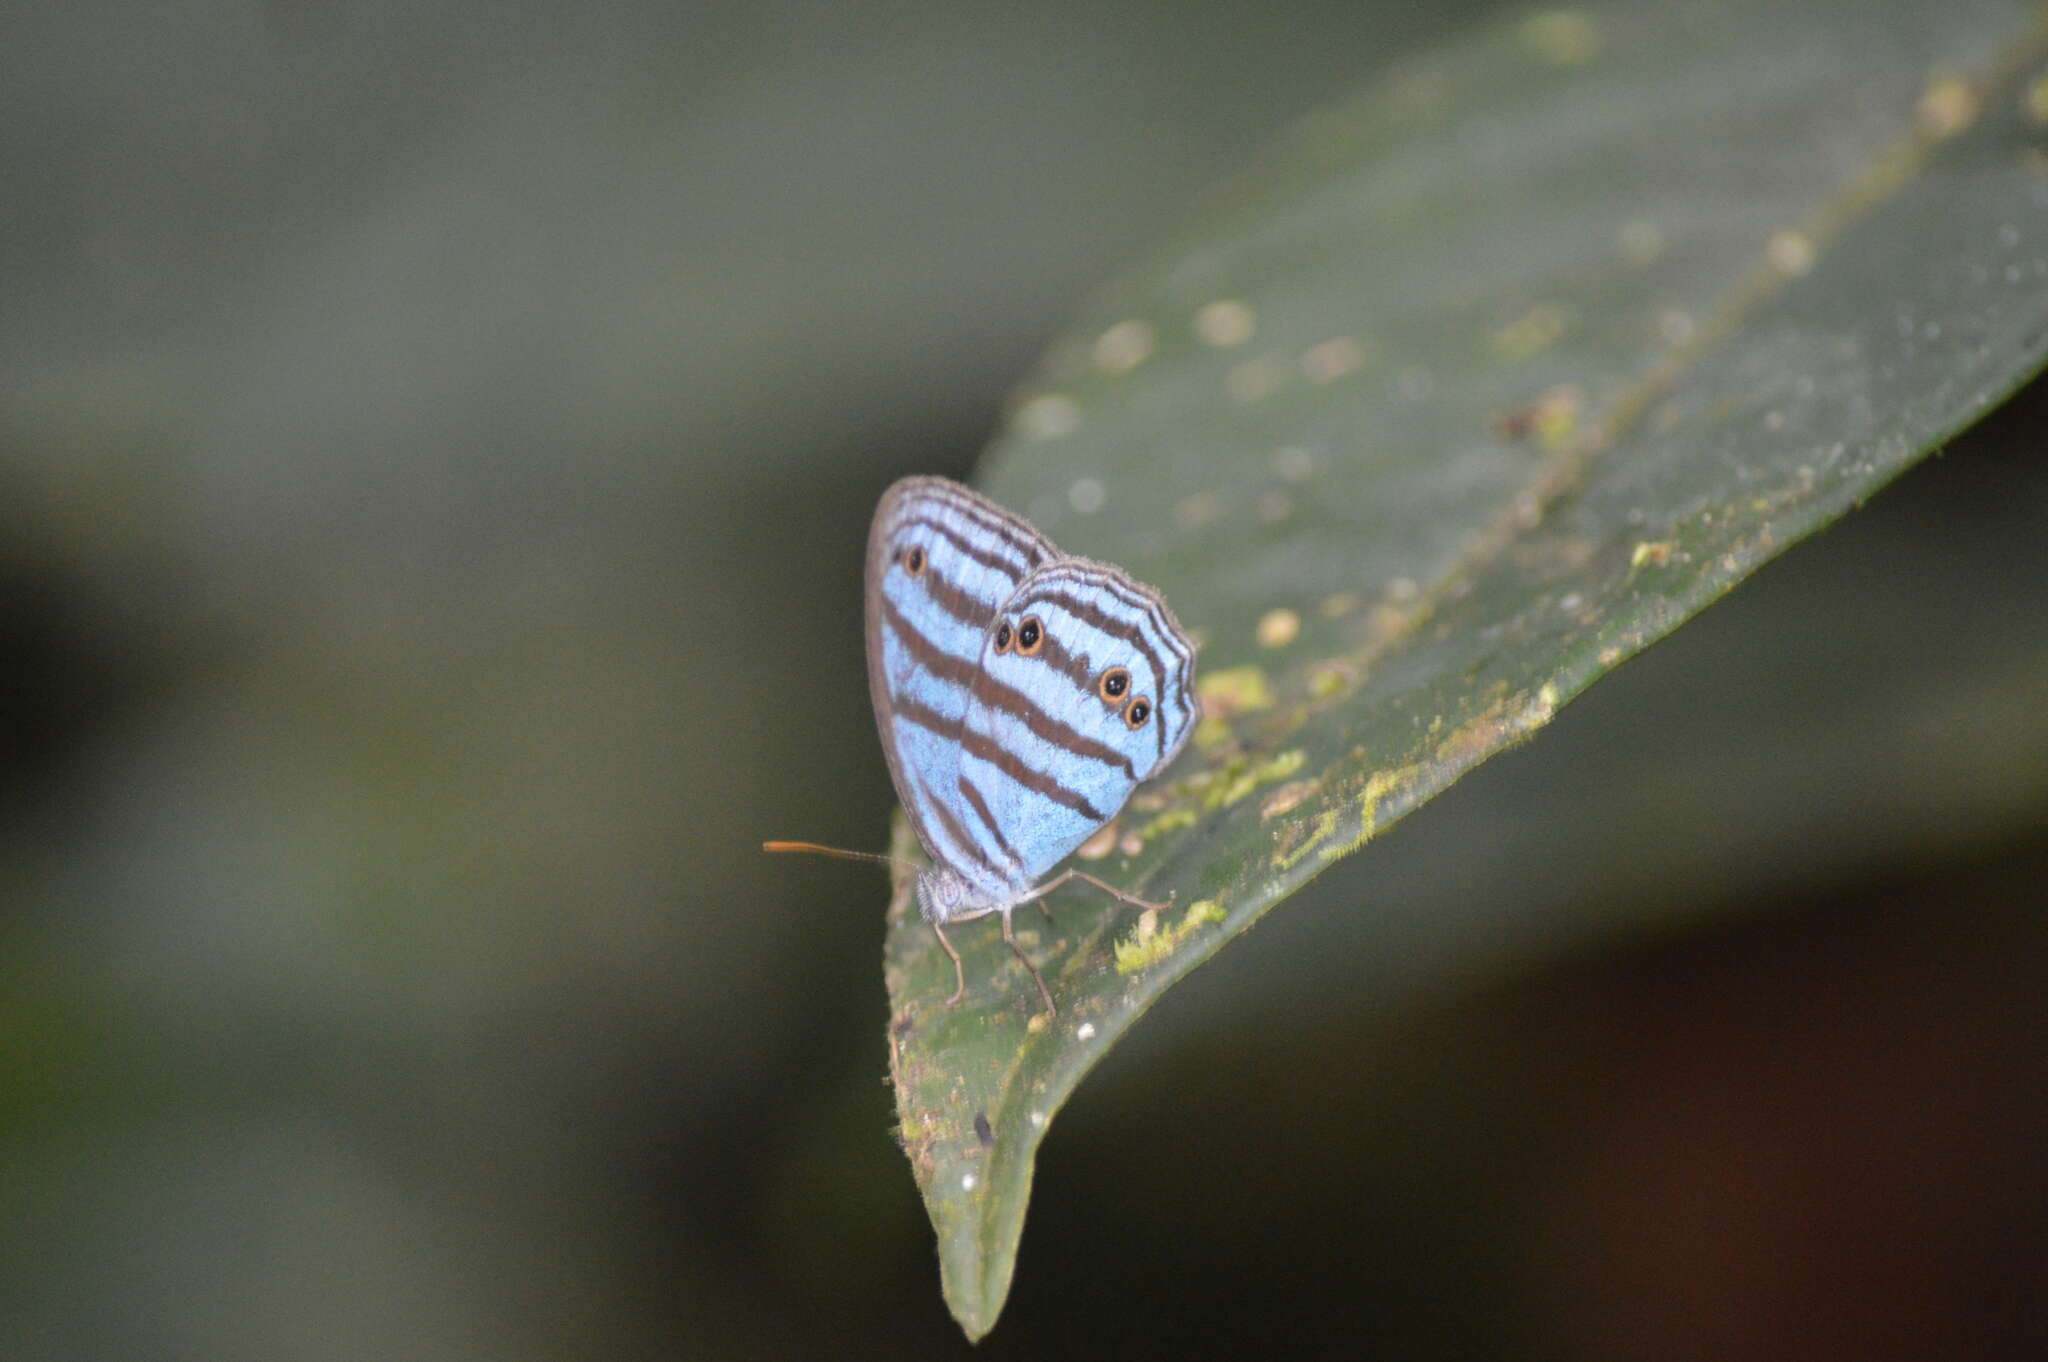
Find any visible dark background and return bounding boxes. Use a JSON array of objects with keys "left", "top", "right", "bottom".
[{"left": 3, "top": 3, "right": 2043, "bottom": 1358}]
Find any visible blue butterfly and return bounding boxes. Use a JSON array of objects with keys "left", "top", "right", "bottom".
[{"left": 772, "top": 477, "right": 1199, "bottom": 1014}]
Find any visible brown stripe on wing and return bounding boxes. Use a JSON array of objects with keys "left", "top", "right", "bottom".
[
  {"left": 1030, "top": 576, "right": 1190, "bottom": 667},
  {"left": 956, "top": 772, "right": 1024, "bottom": 871},
  {"left": 1039, "top": 564, "right": 1195, "bottom": 680},
  {"left": 889, "top": 587, "right": 1134, "bottom": 778},
  {"left": 959, "top": 724, "right": 1105, "bottom": 822},
  {"left": 1030, "top": 629, "right": 1099, "bottom": 698},
  {"left": 972, "top": 657, "right": 1136, "bottom": 778},
  {"left": 907, "top": 481, "right": 1056, "bottom": 560},
  {"left": 915, "top": 565, "right": 1005, "bottom": 634},
  {"left": 916, "top": 765, "right": 1004, "bottom": 882},
  {"left": 879, "top": 593, "right": 977, "bottom": 688},
  {"left": 1027, "top": 583, "right": 1171, "bottom": 719},
  {"left": 1025, "top": 570, "right": 1193, "bottom": 766},
  {"left": 982, "top": 627, "right": 1153, "bottom": 776},
  {"left": 878, "top": 684, "right": 969, "bottom": 875},
  {"left": 897, "top": 513, "right": 1039, "bottom": 584},
  {"left": 888, "top": 686, "right": 966, "bottom": 742}
]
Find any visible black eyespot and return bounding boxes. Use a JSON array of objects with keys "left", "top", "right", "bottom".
[
  {"left": 1016, "top": 616, "right": 1044, "bottom": 656},
  {"left": 1097, "top": 667, "right": 1130, "bottom": 703},
  {"left": 1124, "top": 696, "right": 1151, "bottom": 729},
  {"left": 902, "top": 545, "right": 926, "bottom": 575},
  {"left": 993, "top": 621, "right": 1013, "bottom": 653}
]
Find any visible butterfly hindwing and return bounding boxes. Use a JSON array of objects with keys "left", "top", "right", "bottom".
[
  {"left": 864, "top": 477, "right": 1055, "bottom": 900},
  {"left": 959, "top": 559, "right": 1198, "bottom": 887}
]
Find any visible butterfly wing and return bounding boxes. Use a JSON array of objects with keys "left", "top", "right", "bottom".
[
  {"left": 959, "top": 558, "right": 1199, "bottom": 890},
  {"left": 865, "top": 477, "right": 1057, "bottom": 900}
]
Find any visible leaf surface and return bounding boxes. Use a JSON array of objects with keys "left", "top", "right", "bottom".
[{"left": 880, "top": 1, "right": 2048, "bottom": 1337}]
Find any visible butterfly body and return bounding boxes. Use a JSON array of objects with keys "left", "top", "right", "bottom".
[{"left": 864, "top": 476, "right": 1198, "bottom": 1010}]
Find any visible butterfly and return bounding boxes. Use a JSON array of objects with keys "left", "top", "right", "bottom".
[{"left": 769, "top": 476, "right": 1199, "bottom": 1014}]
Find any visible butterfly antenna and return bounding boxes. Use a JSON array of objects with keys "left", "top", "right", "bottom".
[{"left": 762, "top": 841, "right": 919, "bottom": 872}]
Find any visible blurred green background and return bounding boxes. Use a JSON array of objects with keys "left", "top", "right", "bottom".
[{"left": 3, "top": 2, "right": 2043, "bottom": 1358}]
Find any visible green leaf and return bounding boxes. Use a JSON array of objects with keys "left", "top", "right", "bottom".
[{"left": 883, "top": 0, "right": 2048, "bottom": 1337}]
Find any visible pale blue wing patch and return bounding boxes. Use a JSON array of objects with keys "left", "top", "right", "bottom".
[
  {"left": 959, "top": 559, "right": 1198, "bottom": 887},
  {"left": 864, "top": 477, "right": 1054, "bottom": 903}
]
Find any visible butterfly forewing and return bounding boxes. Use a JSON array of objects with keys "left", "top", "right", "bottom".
[
  {"left": 959, "top": 560, "right": 1198, "bottom": 887},
  {"left": 865, "top": 478, "right": 1056, "bottom": 900}
]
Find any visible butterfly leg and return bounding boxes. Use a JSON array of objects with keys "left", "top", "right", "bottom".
[
  {"left": 1039, "top": 868, "right": 1172, "bottom": 914},
  {"left": 1001, "top": 909, "right": 1057, "bottom": 1017},
  {"left": 931, "top": 922, "right": 968, "bottom": 1006}
]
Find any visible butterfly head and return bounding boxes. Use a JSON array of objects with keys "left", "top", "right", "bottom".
[{"left": 914, "top": 864, "right": 980, "bottom": 925}]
